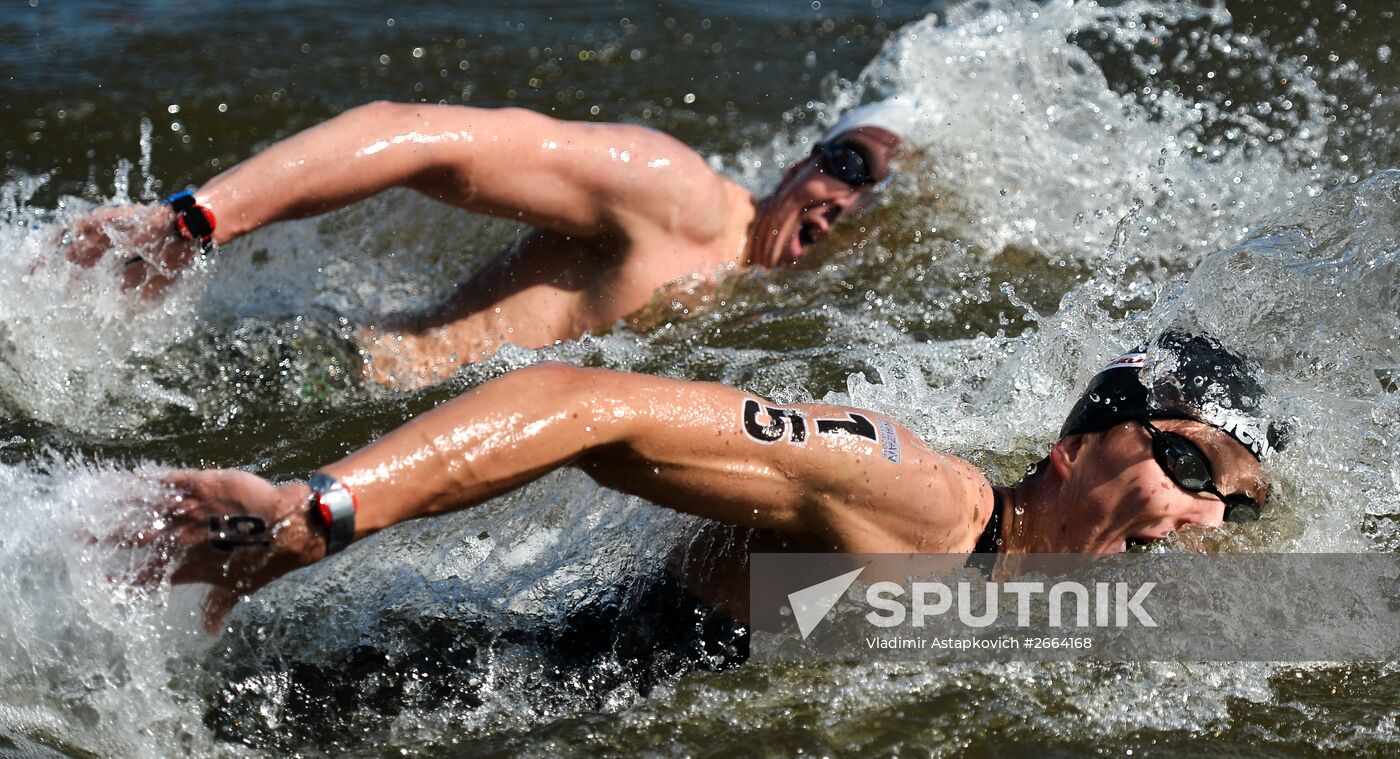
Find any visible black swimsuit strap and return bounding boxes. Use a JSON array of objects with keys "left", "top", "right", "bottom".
[{"left": 973, "top": 488, "right": 1004, "bottom": 554}]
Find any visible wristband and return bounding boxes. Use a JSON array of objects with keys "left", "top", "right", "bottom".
[
  {"left": 308, "top": 473, "right": 357, "bottom": 555},
  {"left": 163, "top": 189, "right": 217, "bottom": 247}
]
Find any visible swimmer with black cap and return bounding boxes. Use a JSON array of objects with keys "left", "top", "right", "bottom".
[
  {"left": 986, "top": 330, "right": 1286, "bottom": 554},
  {"left": 123, "top": 330, "right": 1278, "bottom": 631}
]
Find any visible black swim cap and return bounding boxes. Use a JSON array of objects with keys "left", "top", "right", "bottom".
[{"left": 1059, "top": 331, "right": 1285, "bottom": 460}]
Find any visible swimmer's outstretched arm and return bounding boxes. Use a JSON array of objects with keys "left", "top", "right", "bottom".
[
  {"left": 312, "top": 363, "right": 983, "bottom": 544},
  {"left": 194, "top": 102, "right": 723, "bottom": 243},
  {"left": 140, "top": 363, "right": 987, "bottom": 628},
  {"left": 62, "top": 102, "right": 725, "bottom": 292}
]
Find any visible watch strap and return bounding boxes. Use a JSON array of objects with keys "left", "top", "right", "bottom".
[
  {"left": 163, "top": 188, "right": 217, "bottom": 245},
  {"left": 308, "top": 473, "right": 357, "bottom": 555}
]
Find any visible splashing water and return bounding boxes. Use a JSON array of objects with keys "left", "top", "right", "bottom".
[
  {"left": 846, "top": 0, "right": 1337, "bottom": 265},
  {"left": 0, "top": 460, "right": 213, "bottom": 757},
  {"left": 0, "top": 184, "right": 213, "bottom": 436},
  {"left": 0, "top": 0, "right": 1397, "bottom": 755}
]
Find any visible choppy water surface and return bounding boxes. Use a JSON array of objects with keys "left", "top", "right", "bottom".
[{"left": 1, "top": 0, "right": 1398, "bottom": 756}]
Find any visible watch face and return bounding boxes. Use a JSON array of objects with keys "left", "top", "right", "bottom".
[{"left": 308, "top": 472, "right": 339, "bottom": 492}]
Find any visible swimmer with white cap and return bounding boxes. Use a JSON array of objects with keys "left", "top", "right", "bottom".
[
  {"left": 62, "top": 95, "right": 920, "bottom": 386},
  {"left": 821, "top": 95, "right": 919, "bottom": 143},
  {"left": 746, "top": 95, "right": 919, "bottom": 267}
]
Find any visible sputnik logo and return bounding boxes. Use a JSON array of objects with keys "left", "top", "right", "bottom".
[{"left": 788, "top": 566, "right": 865, "bottom": 639}]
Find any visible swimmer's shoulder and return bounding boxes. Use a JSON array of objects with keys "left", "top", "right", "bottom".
[
  {"left": 569, "top": 121, "right": 742, "bottom": 246},
  {"left": 891, "top": 433, "right": 996, "bottom": 551},
  {"left": 796, "top": 409, "right": 993, "bottom": 552}
]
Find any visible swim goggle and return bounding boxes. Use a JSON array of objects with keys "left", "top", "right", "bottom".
[
  {"left": 813, "top": 137, "right": 880, "bottom": 188},
  {"left": 1138, "top": 419, "right": 1263, "bottom": 523}
]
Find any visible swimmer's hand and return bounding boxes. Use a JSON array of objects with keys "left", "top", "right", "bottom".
[
  {"left": 122, "top": 469, "right": 323, "bottom": 633},
  {"left": 57, "top": 204, "right": 201, "bottom": 298}
]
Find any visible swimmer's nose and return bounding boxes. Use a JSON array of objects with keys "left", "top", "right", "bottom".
[{"left": 835, "top": 186, "right": 878, "bottom": 219}]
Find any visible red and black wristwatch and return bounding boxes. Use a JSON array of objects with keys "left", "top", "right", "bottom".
[
  {"left": 163, "top": 189, "right": 216, "bottom": 250},
  {"left": 308, "top": 473, "right": 357, "bottom": 555}
]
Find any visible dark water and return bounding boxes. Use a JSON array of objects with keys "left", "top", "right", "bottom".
[
  {"left": 1, "top": 0, "right": 1398, "bottom": 756},
  {"left": 3, "top": 1, "right": 921, "bottom": 201}
]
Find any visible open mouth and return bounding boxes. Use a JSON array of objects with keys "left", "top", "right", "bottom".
[
  {"left": 797, "top": 222, "right": 820, "bottom": 248},
  {"left": 1124, "top": 536, "right": 1157, "bottom": 552}
]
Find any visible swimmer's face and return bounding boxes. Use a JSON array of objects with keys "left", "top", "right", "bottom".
[
  {"left": 749, "top": 126, "right": 901, "bottom": 268},
  {"left": 1043, "top": 419, "right": 1270, "bottom": 553}
]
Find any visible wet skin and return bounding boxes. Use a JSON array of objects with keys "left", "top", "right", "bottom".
[
  {"left": 994, "top": 418, "right": 1270, "bottom": 555},
  {"left": 130, "top": 364, "right": 1270, "bottom": 630},
  {"left": 746, "top": 125, "right": 902, "bottom": 268},
  {"left": 355, "top": 122, "right": 900, "bottom": 385},
  {"left": 69, "top": 107, "right": 1267, "bottom": 626},
  {"left": 686, "top": 418, "right": 1269, "bottom": 617},
  {"left": 61, "top": 103, "right": 901, "bottom": 387}
]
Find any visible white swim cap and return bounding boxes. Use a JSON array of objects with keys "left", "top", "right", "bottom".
[{"left": 821, "top": 96, "right": 919, "bottom": 143}]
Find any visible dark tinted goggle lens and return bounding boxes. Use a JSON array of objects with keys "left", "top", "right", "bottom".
[
  {"left": 1222, "top": 498, "right": 1261, "bottom": 524},
  {"left": 817, "top": 141, "right": 874, "bottom": 187},
  {"left": 1155, "top": 434, "right": 1212, "bottom": 490},
  {"left": 1143, "top": 421, "right": 1262, "bottom": 523}
]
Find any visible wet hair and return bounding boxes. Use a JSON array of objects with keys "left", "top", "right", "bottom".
[{"left": 1059, "top": 331, "right": 1287, "bottom": 460}]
